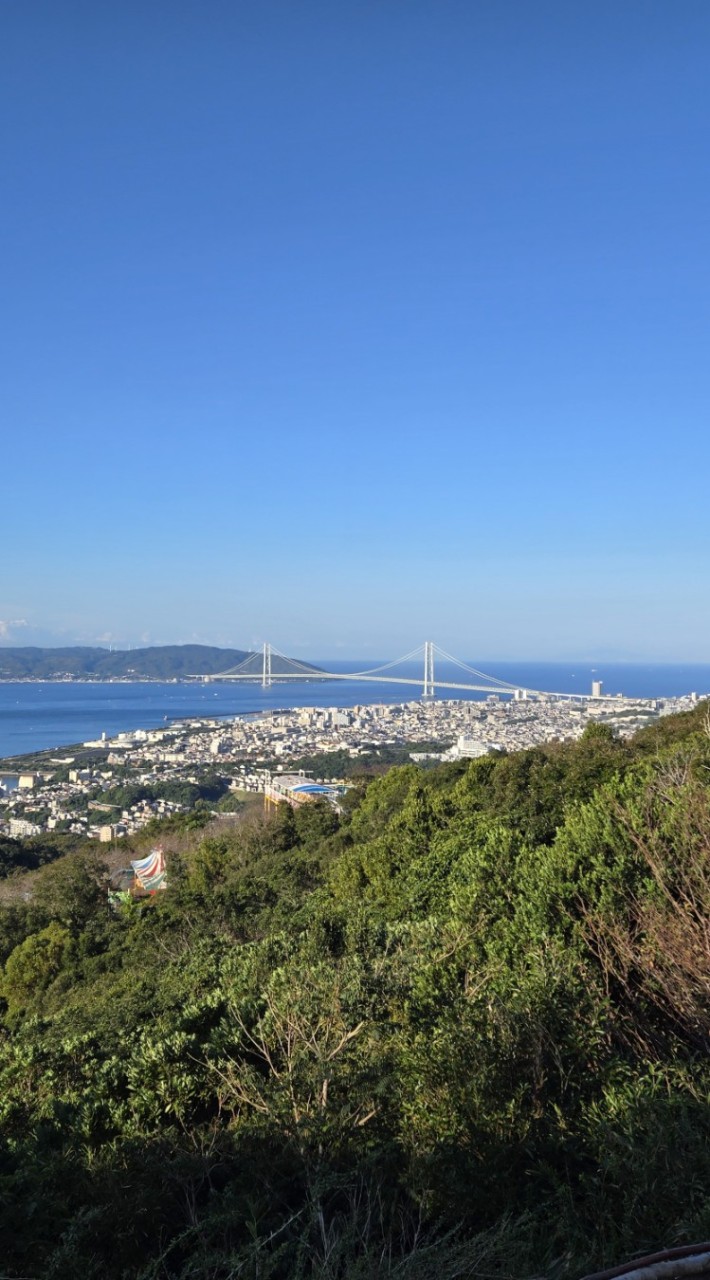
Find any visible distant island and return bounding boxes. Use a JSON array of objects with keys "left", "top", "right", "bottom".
[{"left": 0, "top": 644, "right": 254, "bottom": 681}]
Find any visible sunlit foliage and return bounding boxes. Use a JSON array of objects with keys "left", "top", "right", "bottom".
[{"left": 3, "top": 711, "right": 710, "bottom": 1277}]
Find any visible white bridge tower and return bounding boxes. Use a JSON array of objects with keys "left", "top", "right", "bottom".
[
  {"left": 262, "top": 641, "right": 272, "bottom": 688},
  {"left": 422, "top": 640, "right": 435, "bottom": 699}
]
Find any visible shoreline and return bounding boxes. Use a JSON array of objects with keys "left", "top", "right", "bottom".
[
  {"left": 1, "top": 675, "right": 708, "bottom": 773},
  {"left": 0, "top": 707, "right": 277, "bottom": 773}
]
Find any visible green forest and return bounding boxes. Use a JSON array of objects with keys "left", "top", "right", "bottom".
[
  {"left": 0, "top": 644, "right": 252, "bottom": 679},
  {"left": 2, "top": 704, "right": 710, "bottom": 1277}
]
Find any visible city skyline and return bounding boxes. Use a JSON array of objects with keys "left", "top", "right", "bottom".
[{"left": 2, "top": 3, "right": 709, "bottom": 660}]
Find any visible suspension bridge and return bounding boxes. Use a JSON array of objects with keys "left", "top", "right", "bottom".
[{"left": 194, "top": 643, "right": 609, "bottom": 702}]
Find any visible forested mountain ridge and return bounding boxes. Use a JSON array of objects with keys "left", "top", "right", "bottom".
[
  {"left": 0, "top": 644, "right": 252, "bottom": 678},
  {"left": 2, "top": 704, "right": 710, "bottom": 1277}
]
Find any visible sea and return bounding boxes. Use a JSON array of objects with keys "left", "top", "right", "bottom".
[{"left": 0, "top": 661, "right": 709, "bottom": 763}]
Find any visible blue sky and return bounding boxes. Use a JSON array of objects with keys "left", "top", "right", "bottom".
[{"left": 2, "top": 1, "right": 709, "bottom": 659}]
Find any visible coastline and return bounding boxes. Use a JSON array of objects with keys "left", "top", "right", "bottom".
[{"left": 2, "top": 668, "right": 709, "bottom": 767}]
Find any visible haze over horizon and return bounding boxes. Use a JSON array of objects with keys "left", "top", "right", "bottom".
[{"left": 2, "top": 3, "right": 709, "bottom": 661}]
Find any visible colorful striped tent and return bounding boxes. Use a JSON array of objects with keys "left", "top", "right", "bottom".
[{"left": 130, "top": 847, "right": 167, "bottom": 892}]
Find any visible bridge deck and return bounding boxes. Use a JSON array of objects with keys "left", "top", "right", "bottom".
[
  {"left": 190, "top": 671, "right": 610, "bottom": 701},
  {"left": 204, "top": 672, "right": 510, "bottom": 693}
]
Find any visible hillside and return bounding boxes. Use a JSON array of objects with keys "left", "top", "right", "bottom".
[
  {"left": 0, "top": 644, "right": 252, "bottom": 679},
  {"left": 2, "top": 703, "right": 710, "bottom": 1276}
]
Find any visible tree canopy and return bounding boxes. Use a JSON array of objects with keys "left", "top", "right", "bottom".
[{"left": 2, "top": 707, "right": 710, "bottom": 1277}]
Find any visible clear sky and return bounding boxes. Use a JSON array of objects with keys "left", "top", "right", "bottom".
[{"left": 2, "top": 1, "right": 709, "bottom": 660}]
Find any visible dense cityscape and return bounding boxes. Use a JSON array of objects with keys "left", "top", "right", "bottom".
[{"left": 1, "top": 685, "right": 701, "bottom": 842}]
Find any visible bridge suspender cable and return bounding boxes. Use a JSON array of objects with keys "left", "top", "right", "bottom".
[
  {"left": 205, "top": 641, "right": 594, "bottom": 702},
  {"left": 346, "top": 644, "right": 427, "bottom": 678},
  {"left": 432, "top": 643, "right": 523, "bottom": 691}
]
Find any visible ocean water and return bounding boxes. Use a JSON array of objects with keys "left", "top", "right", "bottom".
[{"left": 0, "top": 661, "right": 709, "bottom": 762}]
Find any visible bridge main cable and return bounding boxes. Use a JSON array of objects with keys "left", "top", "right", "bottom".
[
  {"left": 344, "top": 643, "right": 426, "bottom": 678},
  {"left": 431, "top": 642, "right": 525, "bottom": 692},
  {"left": 266, "top": 642, "right": 429, "bottom": 681},
  {"left": 206, "top": 641, "right": 578, "bottom": 703}
]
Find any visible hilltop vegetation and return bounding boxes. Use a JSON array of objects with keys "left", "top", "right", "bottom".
[
  {"left": 0, "top": 645, "right": 326, "bottom": 681},
  {"left": 0, "top": 644, "right": 252, "bottom": 679},
  {"left": 2, "top": 705, "right": 710, "bottom": 1276}
]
